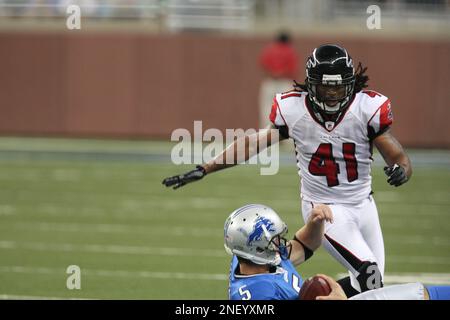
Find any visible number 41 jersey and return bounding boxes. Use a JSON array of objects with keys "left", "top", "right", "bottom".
[{"left": 270, "top": 90, "right": 393, "bottom": 205}]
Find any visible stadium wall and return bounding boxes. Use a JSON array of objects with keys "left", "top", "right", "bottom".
[{"left": 0, "top": 32, "right": 448, "bottom": 148}]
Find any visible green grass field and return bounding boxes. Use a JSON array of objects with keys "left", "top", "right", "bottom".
[{"left": 0, "top": 137, "right": 449, "bottom": 299}]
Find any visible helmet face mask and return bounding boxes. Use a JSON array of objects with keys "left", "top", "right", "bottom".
[
  {"left": 306, "top": 44, "right": 356, "bottom": 115},
  {"left": 268, "top": 234, "right": 292, "bottom": 261},
  {"left": 224, "top": 204, "right": 289, "bottom": 266}
]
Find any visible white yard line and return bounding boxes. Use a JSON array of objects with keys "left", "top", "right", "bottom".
[
  {"left": 384, "top": 235, "right": 450, "bottom": 246},
  {"left": 0, "top": 240, "right": 449, "bottom": 265},
  {"left": 1, "top": 265, "right": 448, "bottom": 290},
  {"left": 1, "top": 200, "right": 449, "bottom": 223},
  {"left": 387, "top": 255, "right": 450, "bottom": 265},
  {"left": 336, "top": 273, "right": 450, "bottom": 285},
  {"left": 8, "top": 221, "right": 221, "bottom": 238},
  {"left": 5, "top": 221, "right": 450, "bottom": 246},
  {"left": 0, "top": 265, "right": 228, "bottom": 281},
  {"left": 0, "top": 294, "right": 91, "bottom": 300},
  {"left": 384, "top": 219, "right": 450, "bottom": 231},
  {"left": 0, "top": 240, "right": 225, "bottom": 258}
]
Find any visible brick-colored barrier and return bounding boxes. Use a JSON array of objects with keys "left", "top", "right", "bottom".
[{"left": 0, "top": 32, "right": 448, "bottom": 148}]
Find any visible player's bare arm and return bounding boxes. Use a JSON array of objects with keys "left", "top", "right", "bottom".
[
  {"left": 373, "top": 130, "right": 412, "bottom": 187},
  {"left": 289, "top": 204, "right": 333, "bottom": 266},
  {"left": 162, "top": 124, "right": 286, "bottom": 189},
  {"left": 202, "top": 124, "right": 286, "bottom": 174}
]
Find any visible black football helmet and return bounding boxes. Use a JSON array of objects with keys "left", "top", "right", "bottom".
[{"left": 306, "top": 44, "right": 355, "bottom": 115}]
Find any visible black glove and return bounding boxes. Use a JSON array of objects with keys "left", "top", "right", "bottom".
[
  {"left": 162, "top": 165, "right": 206, "bottom": 190},
  {"left": 384, "top": 164, "right": 408, "bottom": 187}
]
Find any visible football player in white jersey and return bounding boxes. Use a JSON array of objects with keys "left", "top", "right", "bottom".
[{"left": 163, "top": 44, "right": 412, "bottom": 297}]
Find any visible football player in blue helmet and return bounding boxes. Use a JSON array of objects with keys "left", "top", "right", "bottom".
[
  {"left": 224, "top": 203, "right": 333, "bottom": 300},
  {"left": 224, "top": 204, "right": 450, "bottom": 301}
]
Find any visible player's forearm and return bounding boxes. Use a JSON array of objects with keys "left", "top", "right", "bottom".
[
  {"left": 392, "top": 153, "right": 412, "bottom": 179},
  {"left": 203, "top": 130, "right": 272, "bottom": 174},
  {"left": 202, "top": 157, "right": 235, "bottom": 174},
  {"left": 375, "top": 131, "right": 412, "bottom": 179},
  {"left": 380, "top": 147, "right": 412, "bottom": 181},
  {"left": 295, "top": 222, "right": 324, "bottom": 252},
  {"left": 202, "top": 138, "right": 245, "bottom": 174}
]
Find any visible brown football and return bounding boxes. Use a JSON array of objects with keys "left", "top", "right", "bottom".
[{"left": 298, "top": 275, "right": 332, "bottom": 300}]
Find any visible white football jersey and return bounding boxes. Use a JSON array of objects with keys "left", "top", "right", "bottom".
[{"left": 270, "top": 90, "right": 393, "bottom": 204}]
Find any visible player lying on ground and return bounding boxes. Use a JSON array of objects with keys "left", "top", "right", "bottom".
[
  {"left": 163, "top": 44, "right": 412, "bottom": 297},
  {"left": 225, "top": 203, "right": 333, "bottom": 300},
  {"left": 224, "top": 204, "right": 450, "bottom": 300}
]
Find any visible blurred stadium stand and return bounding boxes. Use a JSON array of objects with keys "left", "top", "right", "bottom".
[
  {"left": 0, "top": 1, "right": 449, "bottom": 147},
  {"left": 165, "top": 0, "right": 254, "bottom": 31},
  {"left": 0, "top": 0, "right": 161, "bottom": 19},
  {"left": 0, "top": 0, "right": 449, "bottom": 35}
]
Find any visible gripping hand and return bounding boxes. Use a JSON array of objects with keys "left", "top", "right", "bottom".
[{"left": 384, "top": 164, "right": 408, "bottom": 187}]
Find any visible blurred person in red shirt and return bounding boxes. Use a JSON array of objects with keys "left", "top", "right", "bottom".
[{"left": 259, "top": 31, "right": 299, "bottom": 128}]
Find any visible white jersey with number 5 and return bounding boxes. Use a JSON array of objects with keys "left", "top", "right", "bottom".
[{"left": 270, "top": 90, "right": 393, "bottom": 205}]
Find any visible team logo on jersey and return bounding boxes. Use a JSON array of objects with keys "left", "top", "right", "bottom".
[
  {"left": 325, "top": 121, "right": 335, "bottom": 130},
  {"left": 387, "top": 103, "right": 393, "bottom": 121},
  {"left": 247, "top": 217, "right": 275, "bottom": 245}
]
